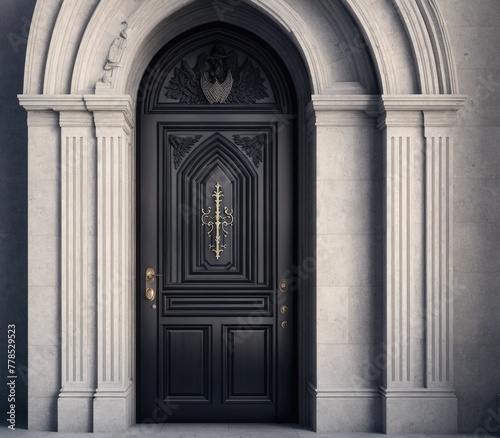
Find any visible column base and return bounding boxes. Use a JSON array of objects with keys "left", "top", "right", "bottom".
[
  {"left": 381, "top": 387, "right": 457, "bottom": 434},
  {"left": 57, "top": 390, "right": 94, "bottom": 432},
  {"left": 93, "top": 385, "right": 133, "bottom": 433},
  {"left": 308, "top": 384, "right": 381, "bottom": 432}
]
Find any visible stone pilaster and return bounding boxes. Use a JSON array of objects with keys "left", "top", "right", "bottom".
[
  {"left": 424, "top": 111, "right": 456, "bottom": 391},
  {"left": 379, "top": 96, "right": 463, "bottom": 434},
  {"left": 307, "top": 95, "right": 382, "bottom": 432},
  {"left": 86, "top": 96, "right": 135, "bottom": 433},
  {"left": 379, "top": 110, "right": 419, "bottom": 391},
  {"left": 25, "top": 109, "right": 61, "bottom": 431},
  {"left": 57, "top": 111, "right": 97, "bottom": 432},
  {"left": 378, "top": 105, "right": 422, "bottom": 433}
]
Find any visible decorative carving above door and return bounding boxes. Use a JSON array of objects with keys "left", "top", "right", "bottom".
[
  {"left": 140, "top": 27, "right": 295, "bottom": 113},
  {"left": 164, "top": 44, "right": 269, "bottom": 105}
]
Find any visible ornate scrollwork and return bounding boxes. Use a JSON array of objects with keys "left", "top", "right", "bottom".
[
  {"left": 165, "top": 44, "right": 268, "bottom": 105},
  {"left": 233, "top": 134, "right": 266, "bottom": 167},
  {"left": 201, "top": 182, "right": 234, "bottom": 260},
  {"left": 169, "top": 134, "right": 202, "bottom": 169}
]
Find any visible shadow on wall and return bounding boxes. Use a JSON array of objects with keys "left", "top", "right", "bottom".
[{"left": 0, "top": 0, "right": 37, "bottom": 430}]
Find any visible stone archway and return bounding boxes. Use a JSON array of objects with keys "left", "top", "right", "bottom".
[{"left": 20, "top": 0, "right": 465, "bottom": 433}]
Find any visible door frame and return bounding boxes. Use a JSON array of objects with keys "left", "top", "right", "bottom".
[{"left": 135, "top": 24, "right": 304, "bottom": 423}]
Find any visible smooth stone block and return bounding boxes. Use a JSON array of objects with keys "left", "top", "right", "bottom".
[
  {"left": 93, "top": 392, "right": 132, "bottom": 433},
  {"left": 28, "top": 345, "right": 59, "bottom": 397},
  {"left": 28, "top": 287, "right": 59, "bottom": 346},
  {"left": 316, "top": 395, "right": 381, "bottom": 432},
  {"left": 317, "top": 287, "right": 348, "bottom": 344},
  {"left": 316, "top": 127, "right": 382, "bottom": 182},
  {"left": 454, "top": 177, "right": 500, "bottom": 223},
  {"left": 447, "top": 26, "right": 487, "bottom": 68},
  {"left": 28, "top": 178, "right": 60, "bottom": 236},
  {"left": 382, "top": 392, "right": 458, "bottom": 434},
  {"left": 454, "top": 222, "right": 500, "bottom": 273},
  {"left": 316, "top": 234, "right": 383, "bottom": 287},
  {"left": 28, "top": 235, "right": 59, "bottom": 287},
  {"left": 316, "top": 343, "right": 377, "bottom": 389},
  {"left": 316, "top": 180, "right": 383, "bottom": 235},
  {"left": 347, "top": 287, "right": 382, "bottom": 344},
  {"left": 454, "top": 127, "right": 500, "bottom": 179},
  {"left": 28, "top": 124, "right": 60, "bottom": 181},
  {"left": 438, "top": 0, "right": 500, "bottom": 27},
  {"left": 454, "top": 272, "right": 500, "bottom": 344},
  {"left": 28, "top": 396, "right": 57, "bottom": 431},
  {"left": 58, "top": 396, "right": 93, "bottom": 432},
  {"left": 454, "top": 343, "right": 500, "bottom": 432}
]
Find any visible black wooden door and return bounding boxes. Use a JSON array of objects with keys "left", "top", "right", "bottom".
[{"left": 138, "top": 31, "right": 296, "bottom": 423}]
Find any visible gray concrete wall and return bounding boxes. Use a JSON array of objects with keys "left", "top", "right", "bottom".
[
  {"left": 437, "top": 0, "right": 500, "bottom": 433},
  {"left": 0, "top": 0, "right": 37, "bottom": 430}
]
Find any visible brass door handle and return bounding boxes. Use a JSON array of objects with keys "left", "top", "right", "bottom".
[
  {"left": 146, "top": 267, "right": 155, "bottom": 283},
  {"left": 145, "top": 268, "right": 156, "bottom": 301}
]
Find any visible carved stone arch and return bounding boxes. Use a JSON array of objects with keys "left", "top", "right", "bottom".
[
  {"left": 68, "top": 0, "right": 327, "bottom": 95},
  {"left": 390, "top": 0, "right": 459, "bottom": 94},
  {"left": 24, "top": 0, "right": 460, "bottom": 96},
  {"left": 19, "top": 0, "right": 467, "bottom": 434}
]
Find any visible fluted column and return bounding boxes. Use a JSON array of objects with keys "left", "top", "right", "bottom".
[
  {"left": 57, "top": 111, "right": 97, "bottom": 432},
  {"left": 378, "top": 107, "right": 420, "bottom": 399},
  {"left": 379, "top": 96, "right": 464, "bottom": 434},
  {"left": 424, "top": 111, "right": 456, "bottom": 390},
  {"left": 87, "top": 96, "right": 135, "bottom": 433}
]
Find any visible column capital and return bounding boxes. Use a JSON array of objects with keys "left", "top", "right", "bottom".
[
  {"left": 84, "top": 94, "right": 133, "bottom": 131},
  {"left": 423, "top": 111, "right": 459, "bottom": 139},
  {"left": 306, "top": 94, "right": 379, "bottom": 128},
  {"left": 378, "top": 94, "right": 466, "bottom": 130},
  {"left": 377, "top": 110, "right": 423, "bottom": 130},
  {"left": 379, "top": 94, "right": 466, "bottom": 112},
  {"left": 59, "top": 111, "right": 94, "bottom": 128},
  {"left": 309, "top": 94, "right": 380, "bottom": 112},
  {"left": 18, "top": 94, "right": 86, "bottom": 112},
  {"left": 26, "top": 110, "right": 59, "bottom": 127}
]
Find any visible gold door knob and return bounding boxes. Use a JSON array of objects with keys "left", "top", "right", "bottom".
[
  {"left": 145, "top": 287, "right": 155, "bottom": 301},
  {"left": 146, "top": 268, "right": 155, "bottom": 283},
  {"left": 281, "top": 320, "right": 288, "bottom": 329},
  {"left": 279, "top": 279, "right": 288, "bottom": 293}
]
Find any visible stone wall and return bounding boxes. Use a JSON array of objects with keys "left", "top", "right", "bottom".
[{"left": 437, "top": 0, "right": 500, "bottom": 433}]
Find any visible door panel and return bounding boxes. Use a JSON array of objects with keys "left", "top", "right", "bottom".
[
  {"left": 138, "top": 113, "right": 295, "bottom": 423},
  {"left": 162, "top": 326, "right": 211, "bottom": 402},
  {"left": 161, "top": 127, "right": 273, "bottom": 287},
  {"left": 138, "top": 111, "right": 296, "bottom": 422},
  {"left": 223, "top": 326, "right": 273, "bottom": 402}
]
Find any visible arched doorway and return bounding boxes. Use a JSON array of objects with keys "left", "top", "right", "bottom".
[
  {"left": 137, "top": 23, "right": 302, "bottom": 423},
  {"left": 19, "top": 0, "right": 465, "bottom": 433}
]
